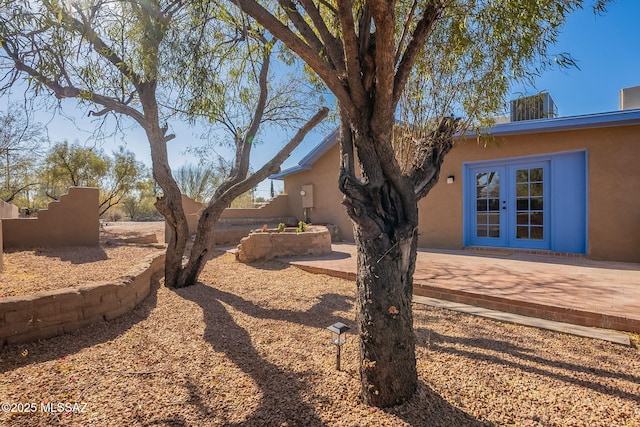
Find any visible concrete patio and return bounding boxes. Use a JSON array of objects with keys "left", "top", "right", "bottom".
[{"left": 278, "top": 243, "right": 640, "bottom": 335}]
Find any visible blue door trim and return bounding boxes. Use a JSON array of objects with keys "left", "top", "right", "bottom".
[{"left": 463, "top": 150, "right": 587, "bottom": 254}]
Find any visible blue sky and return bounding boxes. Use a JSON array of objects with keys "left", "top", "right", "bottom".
[{"left": 2, "top": 0, "right": 639, "bottom": 199}]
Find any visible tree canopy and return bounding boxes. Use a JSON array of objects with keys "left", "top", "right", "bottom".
[
  {"left": 230, "top": 0, "right": 611, "bottom": 407},
  {"left": 41, "top": 141, "right": 145, "bottom": 216}
]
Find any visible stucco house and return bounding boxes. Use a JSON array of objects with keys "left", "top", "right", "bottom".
[{"left": 270, "top": 91, "right": 640, "bottom": 263}]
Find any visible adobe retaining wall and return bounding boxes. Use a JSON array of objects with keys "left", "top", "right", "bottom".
[
  {"left": 3, "top": 187, "right": 99, "bottom": 250},
  {"left": 0, "top": 250, "right": 166, "bottom": 346}
]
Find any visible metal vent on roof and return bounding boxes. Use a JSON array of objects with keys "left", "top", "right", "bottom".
[{"left": 510, "top": 93, "right": 557, "bottom": 122}]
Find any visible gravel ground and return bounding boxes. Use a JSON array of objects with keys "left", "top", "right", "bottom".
[
  {"left": 0, "top": 222, "right": 164, "bottom": 298},
  {"left": 0, "top": 244, "right": 638, "bottom": 426}
]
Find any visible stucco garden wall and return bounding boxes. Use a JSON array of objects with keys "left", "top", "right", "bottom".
[
  {"left": 236, "top": 225, "right": 332, "bottom": 262},
  {"left": 167, "top": 194, "right": 297, "bottom": 245},
  {"left": 0, "top": 251, "right": 165, "bottom": 346},
  {"left": 0, "top": 200, "right": 19, "bottom": 219},
  {"left": 220, "top": 193, "right": 290, "bottom": 219},
  {"left": 2, "top": 187, "right": 99, "bottom": 250}
]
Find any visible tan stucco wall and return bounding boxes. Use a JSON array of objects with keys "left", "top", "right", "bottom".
[
  {"left": 282, "top": 124, "right": 640, "bottom": 262},
  {"left": 283, "top": 145, "right": 356, "bottom": 240},
  {"left": 165, "top": 194, "right": 296, "bottom": 244},
  {"left": 0, "top": 200, "right": 19, "bottom": 219},
  {"left": 2, "top": 187, "right": 99, "bottom": 250},
  {"left": 420, "top": 124, "right": 640, "bottom": 262},
  {"left": 220, "top": 194, "right": 290, "bottom": 219}
]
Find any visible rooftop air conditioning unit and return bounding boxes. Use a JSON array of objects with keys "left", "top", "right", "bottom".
[
  {"left": 510, "top": 93, "right": 557, "bottom": 122},
  {"left": 620, "top": 85, "right": 640, "bottom": 110}
]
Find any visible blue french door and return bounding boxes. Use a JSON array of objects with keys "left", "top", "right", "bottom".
[{"left": 468, "top": 161, "right": 549, "bottom": 249}]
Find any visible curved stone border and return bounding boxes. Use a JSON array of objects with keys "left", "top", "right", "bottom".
[
  {"left": 0, "top": 250, "right": 166, "bottom": 347},
  {"left": 235, "top": 225, "right": 332, "bottom": 263}
]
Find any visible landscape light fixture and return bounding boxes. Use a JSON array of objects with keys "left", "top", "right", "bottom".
[{"left": 327, "top": 322, "right": 350, "bottom": 371}]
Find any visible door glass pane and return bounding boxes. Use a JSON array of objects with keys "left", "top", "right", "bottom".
[
  {"left": 530, "top": 226, "right": 544, "bottom": 240},
  {"left": 516, "top": 183, "right": 529, "bottom": 196},
  {"left": 516, "top": 198, "right": 529, "bottom": 210},
  {"left": 516, "top": 213, "right": 529, "bottom": 225},
  {"left": 530, "top": 198, "right": 543, "bottom": 210},
  {"left": 530, "top": 168, "right": 543, "bottom": 182},
  {"left": 515, "top": 167, "right": 544, "bottom": 241},
  {"left": 530, "top": 183, "right": 543, "bottom": 196},
  {"left": 516, "top": 226, "right": 529, "bottom": 239},
  {"left": 516, "top": 169, "right": 528, "bottom": 183},
  {"left": 488, "top": 213, "right": 500, "bottom": 224},
  {"left": 475, "top": 171, "right": 500, "bottom": 238},
  {"left": 530, "top": 212, "right": 544, "bottom": 225}
]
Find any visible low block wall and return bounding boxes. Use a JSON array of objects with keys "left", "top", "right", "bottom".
[
  {"left": 236, "top": 225, "right": 332, "bottom": 262},
  {"left": 3, "top": 187, "right": 99, "bottom": 250},
  {"left": 0, "top": 250, "right": 166, "bottom": 346}
]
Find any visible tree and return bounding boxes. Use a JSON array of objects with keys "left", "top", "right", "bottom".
[
  {"left": 174, "top": 163, "right": 226, "bottom": 203},
  {"left": 0, "top": 104, "right": 47, "bottom": 204},
  {"left": 41, "top": 141, "right": 144, "bottom": 216},
  {"left": 230, "top": 0, "right": 610, "bottom": 406},
  {"left": 121, "top": 174, "right": 160, "bottom": 220},
  {"left": 0, "top": 0, "right": 327, "bottom": 287}
]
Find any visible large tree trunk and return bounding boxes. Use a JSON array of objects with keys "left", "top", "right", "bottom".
[
  {"left": 339, "top": 112, "right": 421, "bottom": 406},
  {"left": 354, "top": 220, "right": 418, "bottom": 407},
  {"left": 174, "top": 201, "right": 226, "bottom": 287}
]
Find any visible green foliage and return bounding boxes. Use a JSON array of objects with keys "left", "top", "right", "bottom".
[
  {"left": 174, "top": 163, "right": 226, "bottom": 203},
  {"left": 121, "top": 175, "right": 161, "bottom": 221},
  {"left": 40, "top": 141, "right": 144, "bottom": 216},
  {"left": 296, "top": 221, "right": 307, "bottom": 233},
  {"left": 0, "top": 104, "right": 47, "bottom": 206},
  {"left": 399, "top": 0, "right": 586, "bottom": 134},
  {"left": 277, "top": 222, "right": 285, "bottom": 232}
]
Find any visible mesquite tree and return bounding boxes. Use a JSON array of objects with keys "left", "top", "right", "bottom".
[
  {"left": 0, "top": 0, "right": 327, "bottom": 287},
  {"left": 230, "top": 0, "right": 609, "bottom": 406}
]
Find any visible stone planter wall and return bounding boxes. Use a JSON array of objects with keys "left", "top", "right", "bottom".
[
  {"left": 236, "top": 225, "right": 332, "bottom": 262},
  {"left": 0, "top": 250, "right": 166, "bottom": 346}
]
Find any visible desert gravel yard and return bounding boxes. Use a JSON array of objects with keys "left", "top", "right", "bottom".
[{"left": 0, "top": 235, "right": 639, "bottom": 425}]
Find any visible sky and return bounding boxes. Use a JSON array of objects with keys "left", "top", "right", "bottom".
[{"left": 2, "top": 0, "right": 639, "bottom": 200}]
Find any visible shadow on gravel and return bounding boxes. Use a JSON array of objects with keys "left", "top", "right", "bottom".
[
  {"left": 177, "top": 283, "right": 333, "bottom": 426},
  {"left": 0, "top": 276, "right": 161, "bottom": 372},
  {"left": 386, "top": 381, "right": 492, "bottom": 427},
  {"left": 26, "top": 246, "right": 109, "bottom": 264},
  {"left": 420, "top": 330, "right": 640, "bottom": 404}
]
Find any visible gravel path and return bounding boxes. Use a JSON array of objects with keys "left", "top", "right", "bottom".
[{"left": 1, "top": 250, "right": 638, "bottom": 426}]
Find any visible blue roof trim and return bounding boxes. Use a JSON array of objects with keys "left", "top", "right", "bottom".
[
  {"left": 271, "top": 108, "right": 640, "bottom": 179},
  {"left": 474, "top": 108, "right": 640, "bottom": 137},
  {"left": 270, "top": 127, "right": 339, "bottom": 179}
]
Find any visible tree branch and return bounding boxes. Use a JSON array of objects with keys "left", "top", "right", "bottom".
[
  {"left": 232, "top": 0, "right": 356, "bottom": 116},
  {"left": 393, "top": 2, "right": 442, "bottom": 106},
  {"left": 212, "top": 106, "right": 329, "bottom": 207},
  {"left": 298, "top": 0, "right": 345, "bottom": 73}
]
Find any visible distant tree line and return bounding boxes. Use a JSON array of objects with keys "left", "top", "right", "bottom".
[{"left": 0, "top": 105, "right": 267, "bottom": 220}]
